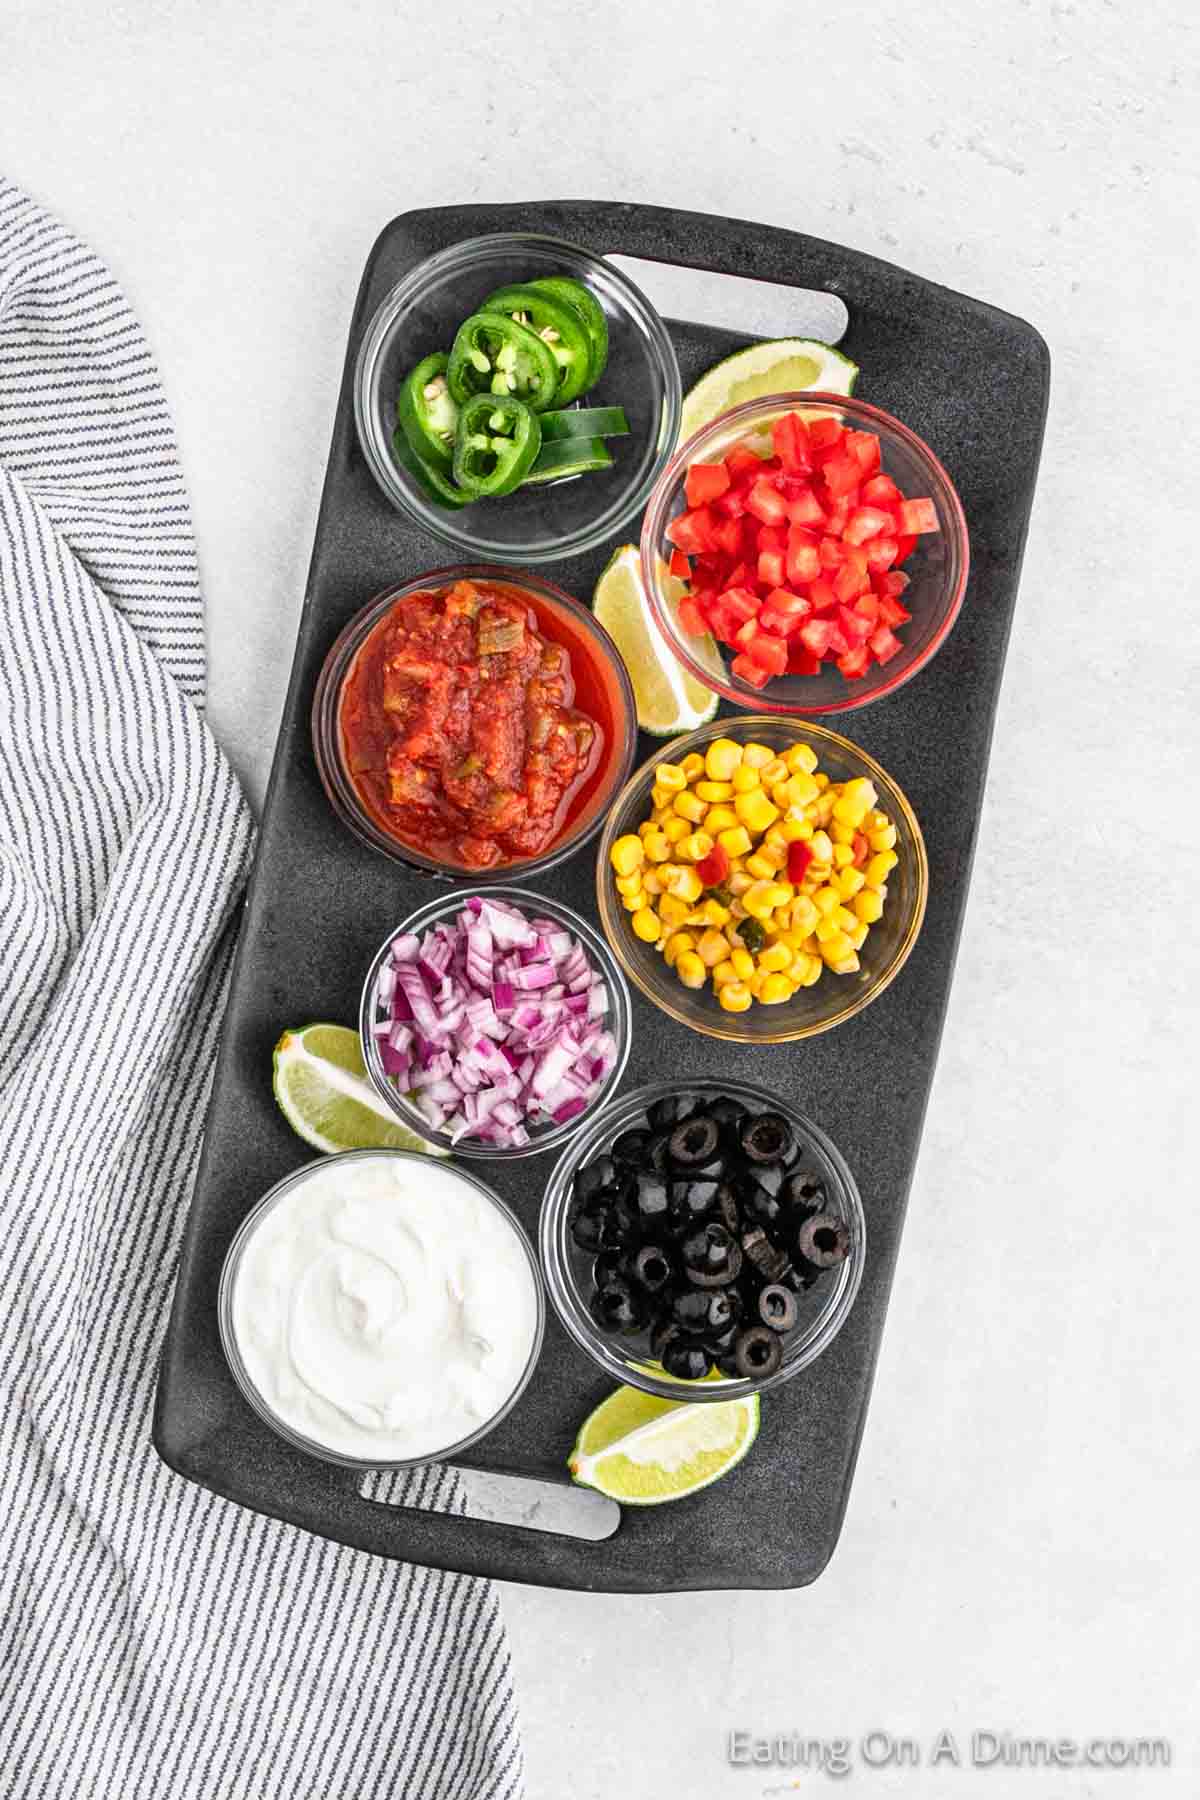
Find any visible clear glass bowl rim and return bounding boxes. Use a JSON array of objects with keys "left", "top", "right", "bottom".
[
  {"left": 640, "top": 388, "right": 970, "bottom": 715},
  {"left": 217, "top": 1147, "right": 547, "bottom": 1470},
  {"left": 359, "top": 883, "right": 634, "bottom": 1160},
  {"left": 310, "top": 562, "right": 638, "bottom": 883},
  {"left": 594, "top": 714, "right": 929, "bottom": 1044},
  {"left": 353, "top": 231, "right": 683, "bottom": 563},
  {"left": 539, "top": 1076, "right": 866, "bottom": 1402}
]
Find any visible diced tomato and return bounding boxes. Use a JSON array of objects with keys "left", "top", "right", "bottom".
[
  {"left": 833, "top": 560, "right": 870, "bottom": 603},
  {"left": 677, "top": 597, "right": 707, "bottom": 636},
  {"left": 876, "top": 595, "right": 912, "bottom": 628},
  {"left": 861, "top": 473, "right": 902, "bottom": 507},
  {"left": 785, "top": 528, "right": 821, "bottom": 586},
  {"left": 725, "top": 445, "right": 763, "bottom": 484},
  {"left": 843, "top": 506, "right": 892, "bottom": 546},
  {"left": 711, "top": 514, "right": 743, "bottom": 559},
  {"left": 825, "top": 618, "right": 851, "bottom": 656},
  {"left": 788, "top": 646, "right": 822, "bottom": 676},
  {"left": 869, "top": 625, "right": 903, "bottom": 664},
  {"left": 787, "top": 841, "right": 814, "bottom": 885},
  {"left": 853, "top": 832, "right": 870, "bottom": 866},
  {"left": 838, "top": 606, "right": 873, "bottom": 646},
  {"left": 715, "top": 486, "right": 748, "bottom": 518},
  {"left": 837, "top": 646, "right": 871, "bottom": 680},
  {"left": 746, "top": 633, "right": 788, "bottom": 677},
  {"left": 809, "top": 577, "right": 838, "bottom": 614},
  {"left": 865, "top": 535, "right": 899, "bottom": 573},
  {"left": 666, "top": 507, "right": 718, "bottom": 555},
  {"left": 744, "top": 477, "right": 790, "bottom": 526},
  {"left": 799, "top": 619, "right": 835, "bottom": 658},
  {"left": 844, "top": 429, "right": 882, "bottom": 474},
  {"left": 720, "top": 586, "right": 760, "bottom": 625},
  {"left": 821, "top": 453, "right": 861, "bottom": 498},
  {"left": 773, "top": 412, "right": 812, "bottom": 474},
  {"left": 759, "top": 589, "right": 812, "bottom": 636},
  {"left": 852, "top": 593, "right": 880, "bottom": 625},
  {"left": 823, "top": 497, "right": 853, "bottom": 536},
  {"left": 808, "top": 418, "right": 843, "bottom": 452},
  {"left": 731, "top": 652, "right": 772, "bottom": 689},
  {"left": 734, "top": 617, "right": 761, "bottom": 650},
  {"left": 685, "top": 461, "right": 731, "bottom": 508},
  {"left": 818, "top": 535, "right": 845, "bottom": 570},
  {"left": 785, "top": 487, "right": 826, "bottom": 529},
  {"left": 695, "top": 843, "right": 730, "bottom": 887},
  {"left": 898, "top": 497, "right": 939, "bottom": 534},
  {"left": 894, "top": 533, "right": 917, "bottom": 562},
  {"left": 756, "top": 549, "right": 785, "bottom": 589},
  {"left": 668, "top": 548, "right": 691, "bottom": 580}
]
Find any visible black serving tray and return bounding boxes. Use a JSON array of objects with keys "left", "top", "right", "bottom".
[{"left": 154, "top": 201, "right": 1048, "bottom": 1592}]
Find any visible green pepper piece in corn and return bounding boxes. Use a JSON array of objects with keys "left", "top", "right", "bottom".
[
  {"left": 479, "top": 284, "right": 594, "bottom": 406},
  {"left": 528, "top": 277, "right": 609, "bottom": 387},
  {"left": 397, "top": 351, "right": 459, "bottom": 470},
  {"left": 452, "top": 393, "right": 542, "bottom": 498},
  {"left": 539, "top": 405, "right": 628, "bottom": 441},
  {"left": 521, "top": 435, "right": 613, "bottom": 485},
  {"left": 391, "top": 426, "right": 470, "bottom": 508},
  {"left": 446, "top": 313, "right": 559, "bottom": 413}
]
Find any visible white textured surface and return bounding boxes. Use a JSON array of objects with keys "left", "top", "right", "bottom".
[{"left": 5, "top": 1, "right": 1198, "bottom": 1795}]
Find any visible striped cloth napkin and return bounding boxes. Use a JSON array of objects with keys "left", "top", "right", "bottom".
[{"left": 0, "top": 174, "right": 523, "bottom": 1799}]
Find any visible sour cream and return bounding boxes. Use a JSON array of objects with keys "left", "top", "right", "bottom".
[{"left": 227, "top": 1153, "right": 542, "bottom": 1463}]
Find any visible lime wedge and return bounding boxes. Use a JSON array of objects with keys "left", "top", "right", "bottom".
[
  {"left": 593, "top": 545, "right": 721, "bottom": 737},
  {"left": 272, "top": 1023, "right": 446, "bottom": 1156},
  {"left": 679, "top": 337, "right": 858, "bottom": 445},
  {"left": 568, "top": 1380, "right": 760, "bottom": 1506}
]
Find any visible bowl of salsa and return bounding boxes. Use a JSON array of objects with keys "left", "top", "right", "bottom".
[{"left": 312, "top": 567, "right": 637, "bottom": 880}]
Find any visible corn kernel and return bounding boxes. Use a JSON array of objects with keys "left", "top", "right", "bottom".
[
  {"left": 731, "top": 765, "right": 761, "bottom": 795},
  {"left": 704, "top": 738, "right": 743, "bottom": 781},
  {"left": 735, "top": 790, "right": 780, "bottom": 834},
  {"left": 675, "top": 950, "right": 707, "bottom": 989},
  {"left": 758, "top": 972, "right": 795, "bottom": 1004},
  {"left": 615, "top": 870, "right": 644, "bottom": 897},
  {"left": 695, "top": 928, "right": 729, "bottom": 968},
  {"left": 641, "top": 868, "right": 663, "bottom": 895},
  {"left": 764, "top": 882, "right": 793, "bottom": 908},
  {"left": 790, "top": 895, "right": 819, "bottom": 935},
  {"left": 783, "top": 771, "right": 820, "bottom": 808},
  {"left": 621, "top": 889, "right": 644, "bottom": 912},
  {"left": 711, "top": 958, "right": 738, "bottom": 990},
  {"left": 719, "top": 980, "right": 753, "bottom": 1012},
  {"left": 814, "top": 885, "right": 842, "bottom": 916},
  {"left": 638, "top": 819, "right": 655, "bottom": 837},
  {"left": 827, "top": 952, "right": 860, "bottom": 975},
  {"left": 662, "top": 930, "right": 695, "bottom": 967},
  {"left": 815, "top": 917, "right": 840, "bottom": 943},
  {"left": 742, "top": 742, "right": 774, "bottom": 769},
  {"left": 704, "top": 805, "right": 739, "bottom": 834},
  {"left": 866, "top": 849, "right": 898, "bottom": 886},
  {"left": 797, "top": 954, "right": 824, "bottom": 987},
  {"left": 820, "top": 931, "right": 855, "bottom": 963},
  {"left": 868, "top": 821, "right": 897, "bottom": 852},
  {"left": 680, "top": 752, "right": 705, "bottom": 779},
  {"left": 809, "top": 830, "right": 833, "bottom": 863},
  {"left": 744, "top": 850, "right": 775, "bottom": 883},
  {"left": 728, "top": 869, "right": 753, "bottom": 896},
  {"left": 650, "top": 783, "right": 671, "bottom": 810},
  {"left": 781, "top": 817, "right": 812, "bottom": 843},
  {"left": 837, "top": 868, "right": 866, "bottom": 899},
  {"left": 701, "top": 898, "right": 731, "bottom": 927},
  {"left": 642, "top": 830, "right": 671, "bottom": 862},
  {"left": 814, "top": 771, "right": 829, "bottom": 790},
  {"left": 742, "top": 880, "right": 776, "bottom": 919},
  {"left": 669, "top": 790, "right": 704, "bottom": 824},
  {"left": 695, "top": 780, "right": 733, "bottom": 804},
  {"left": 657, "top": 893, "right": 690, "bottom": 928},
  {"left": 748, "top": 972, "right": 765, "bottom": 999},
  {"left": 785, "top": 743, "right": 819, "bottom": 775},
  {"left": 677, "top": 831, "right": 714, "bottom": 864},
  {"left": 659, "top": 816, "right": 687, "bottom": 845},
  {"left": 854, "top": 888, "right": 884, "bottom": 923},
  {"left": 848, "top": 920, "right": 869, "bottom": 950},
  {"left": 833, "top": 776, "right": 877, "bottom": 822},
  {"left": 830, "top": 820, "right": 857, "bottom": 846},
  {"left": 760, "top": 757, "right": 789, "bottom": 787},
  {"left": 610, "top": 834, "right": 645, "bottom": 876},
  {"left": 718, "top": 825, "right": 753, "bottom": 858},
  {"left": 730, "top": 947, "right": 755, "bottom": 980},
  {"left": 758, "top": 943, "right": 792, "bottom": 973},
  {"left": 631, "top": 906, "right": 660, "bottom": 942},
  {"left": 664, "top": 865, "right": 703, "bottom": 903},
  {"left": 655, "top": 761, "right": 687, "bottom": 792},
  {"left": 832, "top": 843, "right": 855, "bottom": 868}
]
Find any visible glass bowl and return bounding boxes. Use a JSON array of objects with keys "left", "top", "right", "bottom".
[
  {"left": 595, "top": 715, "right": 927, "bottom": 1044},
  {"left": 311, "top": 564, "right": 637, "bottom": 882},
  {"left": 540, "top": 1078, "right": 865, "bottom": 1402},
  {"left": 640, "top": 391, "right": 969, "bottom": 715},
  {"left": 354, "top": 232, "right": 681, "bottom": 563},
  {"left": 218, "top": 1149, "right": 545, "bottom": 1470},
  {"left": 359, "top": 885, "right": 633, "bottom": 1160}
]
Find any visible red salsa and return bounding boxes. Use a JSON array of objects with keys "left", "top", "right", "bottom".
[{"left": 338, "top": 578, "right": 606, "bottom": 869}]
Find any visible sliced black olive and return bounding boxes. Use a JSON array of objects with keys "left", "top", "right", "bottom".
[
  {"left": 715, "top": 1182, "right": 742, "bottom": 1234},
  {"left": 570, "top": 1201, "right": 610, "bottom": 1253},
  {"left": 633, "top": 1243, "right": 673, "bottom": 1294},
  {"left": 592, "top": 1247, "right": 626, "bottom": 1288},
  {"left": 757, "top": 1283, "right": 798, "bottom": 1333},
  {"left": 796, "top": 1211, "right": 851, "bottom": 1270},
  {"left": 645, "top": 1130, "right": 674, "bottom": 1174},
  {"left": 668, "top": 1114, "right": 720, "bottom": 1168},
  {"left": 739, "top": 1112, "right": 794, "bottom": 1166},
  {"left": 647, "top": 1094, "right": 695, "bottom": 1134},
  {"left": 741, "top": 1226, "right": 791, "bottom": 1285},
  {"left": 588, "top": 1276, "right": 647, "bottom": 1336},
  {"left": 671, "top": 1286, "right": 714, "bottom": 1331},
  {"left": 573, "top": 1154, "right": 616, "bottom": 1202},
  {"left": 743, "top": 1161, "right": 784, "bottom": 1200},
  {"left": 634, "top": 1171, "right": 669, "bottom": 1224},
  {"left": 703, "top": 1287, "right": 740, "bottom": 1335},
  {"left": 734, "top": 1325, "right": 783, "bottom": 1379},
  {"left": 611, "top": 1127, "right": 652, "bottom": 1167},
  {"left": 781, "top": 1170, "right": 827, "bottom": 1212},
  {"left": 661, "top": 1338, "right": 712, "bottom": 1380},
  {"left": 682, "top": 1223, "right": 744, "bottom": 1288},
  {"left": 708, "top": 1095, "right": 749, "bottom": 1138},
  {"left": 668, "top": 1178, "right": 719, "bottom": 1232},
  {"left": 649, "top": 1314, "right": 679, "bottom": 1362},
  {"left": 607, "top": 1189, "right": 641, "bottom": 1244}
]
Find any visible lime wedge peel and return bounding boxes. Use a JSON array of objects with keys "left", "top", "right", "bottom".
[
  {"left": 272, "top": 1023, "right": 447, "bottom": 1157},
  {"left": 593, "top": 545, "right": 721, "bottom": 738},
  {"left": 568, "top": 1381, "right": 760, "bottom": 1506},
  {"left": 679, "top": 337, "right": 859, "bottom": 445}
]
